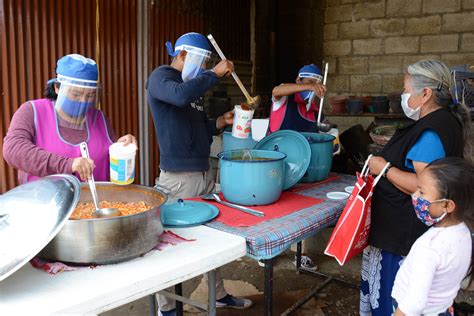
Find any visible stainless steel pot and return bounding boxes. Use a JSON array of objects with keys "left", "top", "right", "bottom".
[{"left": 38, "top": 182, "right": 167, "bottom": 265}]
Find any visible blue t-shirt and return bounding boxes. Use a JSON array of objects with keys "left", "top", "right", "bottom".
[{"left": 405, "top": 129, "right": 446, "bottom": 171}]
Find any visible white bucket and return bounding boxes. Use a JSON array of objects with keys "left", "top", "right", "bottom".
[
  {"left": 232, "top": 105, "right": 254, "bottom": 139},
  {"left": 109, "top": 142, "right": 137, "bottom": 185}
]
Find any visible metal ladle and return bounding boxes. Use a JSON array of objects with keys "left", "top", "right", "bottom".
[
  {"left": 317, "top": 62, "right": 331, "bottom": 133},
  {"left": 207, "top": 34, "right": 261, "bottom": 110},
  {"left": 200, "top": 192, "right": 265, "bottom": 217},
  {"left": 79, "top": 142, "right": 120, "bottom": 218}
]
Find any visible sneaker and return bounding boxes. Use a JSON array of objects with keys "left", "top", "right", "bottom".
[
  {"left": 216, "top": 294, "right": 253, "bottom": 309},
  {"left": 158, "top": 309, "right": 176, "bottom": 316},
  {"left": 293, "top": 254, "right": 317, "bottom": 270}
]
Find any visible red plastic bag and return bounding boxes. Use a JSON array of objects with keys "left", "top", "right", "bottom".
[{"left": 324, "top": 155, "right": 390, "bottom": 265}]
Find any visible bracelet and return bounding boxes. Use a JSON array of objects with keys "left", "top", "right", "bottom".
[{"left": 383, "top": 165, "right": 393, "bottom": 178}]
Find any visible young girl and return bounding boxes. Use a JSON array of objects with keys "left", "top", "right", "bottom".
[{"left": 392, "top": 157, "right": 474, "bottom": 316}]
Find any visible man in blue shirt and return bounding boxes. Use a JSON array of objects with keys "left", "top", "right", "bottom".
[{"left": 147, "top": 32, "right": 253, "bottom": 315}]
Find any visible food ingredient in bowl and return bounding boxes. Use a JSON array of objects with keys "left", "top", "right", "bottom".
[{"left": 71, "top": 201, "right": 152, "bottom": 219}]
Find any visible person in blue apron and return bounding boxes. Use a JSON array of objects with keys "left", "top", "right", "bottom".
[{"left": 269, "top": 64, "right": 327, "bottom": 133}]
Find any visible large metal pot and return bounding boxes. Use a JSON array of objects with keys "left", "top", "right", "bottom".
[{"left": 38, "top": 182, "right": 167, "bottom": 265}]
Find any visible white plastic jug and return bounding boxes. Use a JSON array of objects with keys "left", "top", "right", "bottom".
[{"left": 109, "top": 142, "right": 137, "bottom": 185}]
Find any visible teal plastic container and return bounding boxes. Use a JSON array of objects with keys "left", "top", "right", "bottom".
[
  {"left": 299, "top": 132, "right": 335, "bottom": 183},
  {"left": 218, "top": 149, "right": 286, "bottom": 205}
]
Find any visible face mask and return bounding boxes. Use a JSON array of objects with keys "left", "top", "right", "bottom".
[
  {"left": 411, "top": 195, "right": 447, "bottom": 226},
  {"left": 401, "top": 93, "right": 421, "bottom": 121},
  {"left": 59, "top": 98, "right": 94, "bottom": 118},
  {"left": 299, "top": 91, "right": 312, "bottom": 102}
]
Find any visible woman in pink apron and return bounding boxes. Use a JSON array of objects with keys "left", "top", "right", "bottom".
[
  {"left": 3, "top": 54, "right": 136, "bottom": 183},
  {"left": 269, "top": 64, "right": 327, "bottom": 133}
]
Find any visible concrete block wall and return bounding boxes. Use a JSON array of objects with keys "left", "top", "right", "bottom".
[{"left": 324, "top": 0, "right": 474, "bottom": 99}]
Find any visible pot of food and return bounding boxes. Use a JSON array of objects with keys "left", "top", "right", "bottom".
[
  {"left": 218, "top": 149, "right": 286, "bottom": 206},
  {"left": 38, "top": 182, "right": 167, "bottom": 265}
]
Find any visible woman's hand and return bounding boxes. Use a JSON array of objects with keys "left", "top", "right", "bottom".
[
  {"left": 368, "top": 156, "right": 388, "bottom": 176},
  {"left": 72, "top": 157, "right": 95, "bottom": 181},
  {"left": 217, "top": 110, "right": 234, "bottom": 130},
  {"left": 309, "top": 82, "right": 327, "bottom": 99},
  {"left": 117, "top": 134, "right": 137, "bottom": 146}
]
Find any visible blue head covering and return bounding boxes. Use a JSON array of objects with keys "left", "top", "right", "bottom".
[
  {"left": 51, "top": 54, "right": 98, "bottom": 87},
  {"left": 165, "top": 32, "right": 212, "bottom": 57},
  {"left": 298, "top": 64, "right": 322, "bottom": 81}
]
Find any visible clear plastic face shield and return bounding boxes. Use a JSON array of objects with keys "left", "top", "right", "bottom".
[
  {"left": 55, "top": 75, "right": 100, "bottom": 129},
  {"left": 180, "top": 45, "right": 212, "bottom": 82}
]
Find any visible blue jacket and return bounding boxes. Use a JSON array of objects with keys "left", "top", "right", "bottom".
[{"left": 147, "top": 65, "right": 220, "bottom": 171}]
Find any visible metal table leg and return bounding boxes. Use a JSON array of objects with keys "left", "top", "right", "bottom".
[
  {"left": 149, "top": 294, "right": 157, "bottom": 316},
  {"left": 281, "top": 240, "right": 359, "bottom": 315},
  {"left": 296, "top": 241, "right": 302, "bottom": 271},
  {"left": 264, "top": 258, "right": 274, "bottom": 316},
  {"left": 175, "top": 283, "right": 183, "bottom": 316},
  {"left": 207, "top": 270, "right": 217, "bottom": 316}
]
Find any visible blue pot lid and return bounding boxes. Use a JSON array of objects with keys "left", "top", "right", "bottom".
[
  {"left": 255, "top": 130, "right": 311, "bottom": 190},
  {"left": 161, "top": 199, "right": 219, "bottom": 227}
]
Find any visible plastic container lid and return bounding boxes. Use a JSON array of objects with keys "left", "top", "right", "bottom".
[
  {"left": 160, "top": 199, "right": 219, "bottom": 227},
  {"left": 109, "top": 142, "right": 137, "bottom": 157},
  {"left": 255, "top": 130, "right": 311, "bottom": 190},
  {"left": 0, "top": 175, "right": 81, "bottom": 281}
]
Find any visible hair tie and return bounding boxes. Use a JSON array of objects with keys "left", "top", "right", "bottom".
[{"left": 436, "top": 76, "right": 444, "bottom": 91}]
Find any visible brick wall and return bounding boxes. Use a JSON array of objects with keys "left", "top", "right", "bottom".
[{"left": 324, "top": 0, "right": 474, "bottom": 97}]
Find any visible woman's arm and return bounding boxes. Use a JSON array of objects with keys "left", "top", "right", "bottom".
[
  {"left": 3, "top": 103, "right": 75, "bottom": 177},
  {"left": 393, "top": 308, "right": 405, "bottom": 316},
  {"left": 272, "top": 82, "right": 326, "bottom": 100},
  {"left": 368, "top": 157, "right": 427, "bottom": 195}
]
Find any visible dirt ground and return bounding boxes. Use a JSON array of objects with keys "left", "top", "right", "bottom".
[
  {"left": 102, "top": 250, "right": 361, "bottom": 316},
  {"left": 102, "top": 230, "right": 474, "bottom": 316}
]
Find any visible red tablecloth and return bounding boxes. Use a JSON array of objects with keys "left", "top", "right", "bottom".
[{"left": 191, "top": 191, "right": 323, "bottom": 227}]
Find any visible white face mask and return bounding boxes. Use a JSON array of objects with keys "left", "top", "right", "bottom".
[{"left": 401, "top": 93, "right": 421, "bottom": 121}]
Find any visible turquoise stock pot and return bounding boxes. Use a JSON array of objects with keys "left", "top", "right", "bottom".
[
  {"left": 218, "top": 149, "right": 286, "bottom": 206},
  {"left": 299, "top": 132, "right": 335, "bottom": 183}
]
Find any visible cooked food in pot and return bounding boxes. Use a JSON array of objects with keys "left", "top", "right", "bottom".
[{"left": 71, "top": 201, "right": 152, "bottom": 219}]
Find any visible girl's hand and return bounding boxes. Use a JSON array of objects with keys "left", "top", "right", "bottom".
[
  {"left": 72, "top": 157, "right": 95, "bottom": 181},
  {"left": 368, "top": 156, "right": 388, "bottom": 176},
  {"left": 117, "top": 134, "right": 137, "bottom": 146}
]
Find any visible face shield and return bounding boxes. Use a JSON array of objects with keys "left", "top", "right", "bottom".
[
  {"left": 55, "top": 75, "right": 100, "bottom": 129},
  {"left": 181, "top": 45, "right": 212, "bottom": 82}
]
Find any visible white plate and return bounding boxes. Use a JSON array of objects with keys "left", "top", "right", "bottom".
[
  {"left": 326, "top": 191, "right": 350, "bottom": 200},
  {"left": 344, "top": 186, "right": 355, "bottom": 194}
]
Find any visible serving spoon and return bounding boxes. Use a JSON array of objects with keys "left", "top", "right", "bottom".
[
  {"left": 79, "top": 142, "right": 120, "bottom": 218},
  {"left": 317, "top": 62, "right": 331, "bottom": 133},
  {"left": 201, "top": 192, "right": 265, "bottom": 217}
]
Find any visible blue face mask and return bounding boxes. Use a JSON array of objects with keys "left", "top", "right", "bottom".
[
  {"left": 299, "top": 91, "right": 312, "bottom": 102},
  {"left": 58, "top": 97, "right": 94, "bottom": 118},
  {"left": 411, "top": 195, "right": 448, "bottom": 226}
]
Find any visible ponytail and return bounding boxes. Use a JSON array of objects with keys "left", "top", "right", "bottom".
[{"left": 44, "top": 80, "right": 59, "bottom": 100}]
